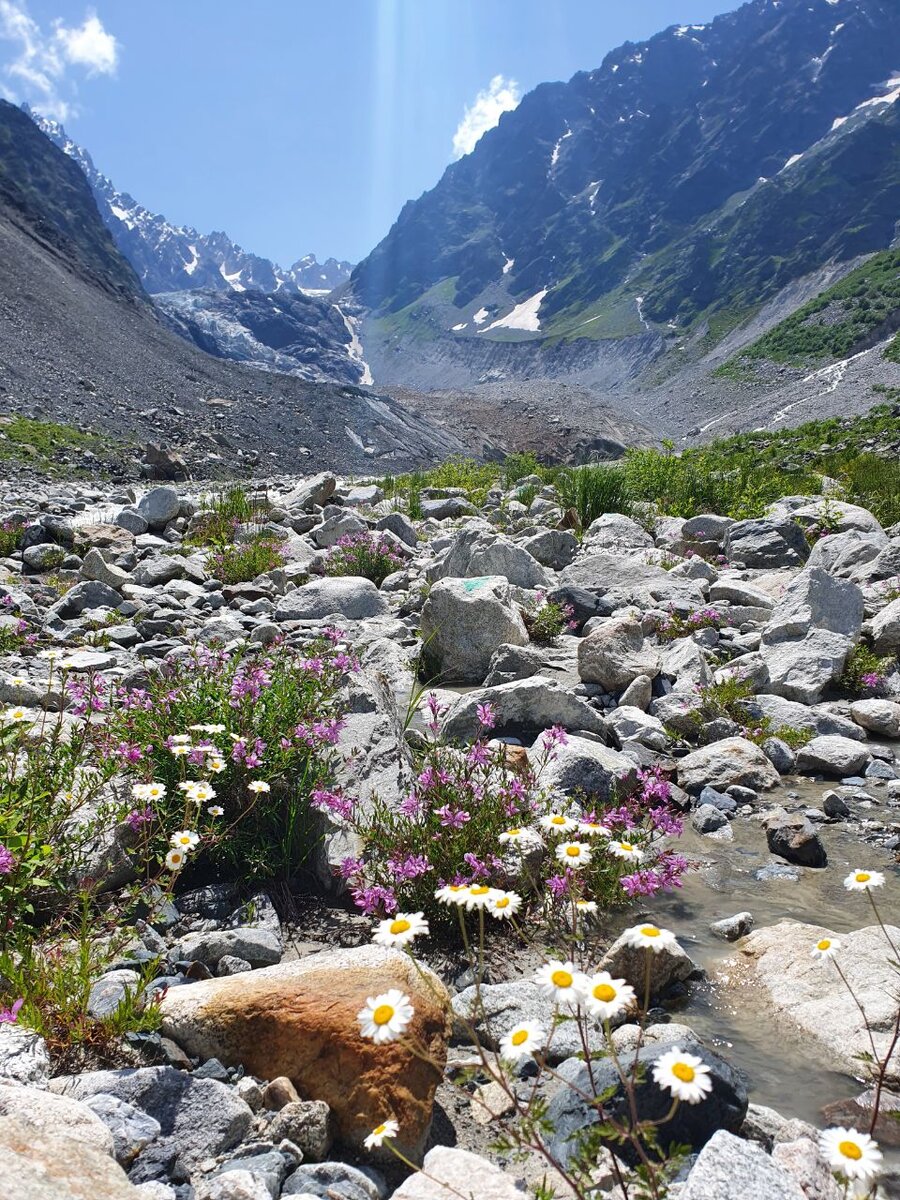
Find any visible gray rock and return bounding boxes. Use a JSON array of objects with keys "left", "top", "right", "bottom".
[
  {"left": 483, "top": 642, "right": 546, "bottom": 687},
  {"left": 132, "top": 556, "right": 186, "bottom": 588},
  {"left": 761, "top": 737, "right": 796, "bottom": 774},
  {"left": 374, "top": 512, "right": 417, "bottom": 548},
  {"left": 88, "top": 970, "right": 141, "bottom": 1019},
  {"left": 83, "top": 1093, "right": 161, "bottom": 1166},
  {"left": 872, "top": 597, "right": 900, "bottom": 657},
  {"left": 709, "top": 580, "right": 776, "bottom": 608},
  {"left": 274, "top": 578, "right": 387, "bottom": 622},
  {"left": 420, "top": 576, "right": 528, "bottom": 684},
  {"left": 709, "top": 912, "right": 754, "bottom": 941},
  {"left": 51, "top": 1065, "right": 254, "bottom": 1177},
  {"left": 451, "top": 980, "right": 607, "bottom": 1063},
  {"left": 22, "top": 542, "right": 66, "bottom": 571},
  {"left": 619, "top": 674, "right": 653, "bottom": 710},
  {"left": 212, "top": 1150, "right": 291, "bottom": 1197},
  {"left": 427, "top": 527, "right": 549, "bottom": 589},
  {"left": 81, "top": 548, "right": 131, "bottom": 591},
  {"left": 678, "top": 738, "right": 780, "bottom": 794},
  {"left": 680, "top": 1130, "right": 807, "bottom": 1200},
  {"left": 196, "top": 1170, "right": 272, "bottom": 1200},
  {"left": 851, "top": 698, "right": 900, "bottom": 739},
  {"left": 419, "top": 497, "right": 476, "bottom": 521},
  {"left": 389, "top": 1147, "right": 526, "bottom": 1200},
  {"left": 137, "top": 487, "right": 181, "bottom": 530},
  {"left": 606, "top": 705, "right": 668, "bottom": 750},
  {"left": 115, "top": 508, "right": 149, "bottom": 535},
  {"left": 442, "top": 677, "right": 607, "bottom": 741},
  {"left": 46, "top": 579, "right": 122, "bottom": 620},
  {"left": 172, "top": 929, "right": 282, "bottom": 970},
  {"left": 532, "top": 733, "right": 638, "bottom": 803},
  {"left": 578, "top": 618, "right": 660, "bottom": 691},
  {"left": 0, "top": 1112, "right": 140, "bottom": 1200},
  {"left": 545, "top": 1045, "right": 747, "bottom": 1168},
  {"left": 0, "top": 1084, "right": 115, "bottom": 1156},
  {"left": 282, "top": 1161, "right": 386, "bottom": 1200},
  {"left": 771, "top": 1137, "right": 843, "bottom": 1200},
  {"left": 0, "top": 1026, "right": 51, "bottom": 1087},
  {"left": 747, "top": 693, "right": 865, "bottom": 741},
  {"left": 822, "top": 790, "right": 851, "bottom": 818},
  {"left": 760, "top": 568, "right": 863, "bottom": 704},
  {"left": 311, "top": 511, "right": 367, "bottom": 549},
  {"left": 283, "top": 473, "right": 337, "bottom": 511},
  {"left": 763, "top": 809, "right": 827, "bottom": 867},
  {"left": 521, "top": 529, "right": 578, "bottom": 570},
  {"left": 725, "top": 519, "right": 810, "bottom": 569},
  {"left": 796, "top": 735, "right": 871, "bottom": 778},
  {"left": 599, "top": 927, "right": 698, "bottom": 998},
  {"left": 266, "top": 1100, "right": 332, "bottom": 1161},
  {"left": 692, "top": 804, "right": 728, "bottom": 834}
]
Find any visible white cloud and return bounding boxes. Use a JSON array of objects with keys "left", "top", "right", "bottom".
[
  {"left": 452, "top": 74, "right": 520, "bottom": 159},
  {"left": 0, "top": 1, "right": 118, "bottom": 120}
]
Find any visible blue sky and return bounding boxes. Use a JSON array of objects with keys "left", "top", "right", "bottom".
[{"left": 2, "top": 1, "right": 733, "bottom": 265}]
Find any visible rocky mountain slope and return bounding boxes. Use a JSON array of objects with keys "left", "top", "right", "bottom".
[
  {"left": 349, "top": 0, "right": 900, "bottom": 428},
  {"left": 31, "top": 110, "right": 353, "bottom": 296},
  {"left": 0, "top": 100, "right": 464, "bottom": 475}
]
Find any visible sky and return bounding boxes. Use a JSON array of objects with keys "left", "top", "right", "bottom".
[{"left": 1, "top": 1, "right": 732, "bottom": 266}]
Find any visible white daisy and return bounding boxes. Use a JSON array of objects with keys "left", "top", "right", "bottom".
[
  {"left": 579, "top": 820, "right": 611, "bottom": 837},
  {"left": 534, "top": 960, "right": 582, "bottom": 1006},
  {"left": 621, "top": 923, "right": 678, "bottom": 953},
  {"left": 844, "top": 870, "right": 885, "bottom": 892},
  {"left": 169, "top": 734, "right": 192, "bottom": 745},
  {"left": 463, "top": 884, "right": 493, "bottom": 910},
  {"left": 165, "top": 848, "right": 186, "bottom": 872},
  {"left": 434, "top": 884, "right": 470, "bottom": 906},
  {"left": 579, "top": 972, "right": 636, "bottom": 1021},
  {"left": 819, "top": 1127, "right": 882, "bottom": 1183},
  {"left": 187, "top": 782, "right": 216, "bottom": 803},
  {"left": 207, "top": 805, "right": 224, "bottom": 817},
  {"left": 652, "top": 1047, "right": 713, "bottom": 1104},
  {"left": 364, "top": 1119, "right": 399, "bottom": 1150},
  {"left": 143, "top": 782, "right": 167, "bottom": 801},
  {"left": 170, "top": 744, "right": 191, "bottom": 758},
  {"left": 372, "top": 912, "right": 429, "bottom": 948},
  {"left": 575, "top": 899, "right": 598, "bottom": 915},
  {"left": 169, "top": 830, "right": 199, "bottom": 851},
  {"left": 555, "top": 841, "right": 592, "bottom": 869},
  {"left": 499, "top": 1021, "right": 545, "bottom": 1063},
  {"left": 357, "top": 990, "right": 415, "bottom": 1043},
  {"left": 208, "top": 757, "right": 227, "bottom": 774},
  {"left": 539, "top": 813, "right": 577, "bottom": 834},
  {"left": 3, "top": 707, "right": 29, "bottom": 724},
  {"left": 608, "top": 839, "right": 645, "bottom": 862},
  {"left": 498, "top": 827, "right": 528, "bottom": 844},
  {"left": 487, "top": 890, "right": 522, "bottom": 920},
  {"left": 247, "top": 780, "right": 271, "bottom": 794},
  {"left": 811, "top": 936, "right": 840, "bottom": 961}
]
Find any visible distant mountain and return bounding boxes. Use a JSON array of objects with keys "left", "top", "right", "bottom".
[
  {"left": 349, "top": 0, "right": 900, "bottom": 427},
  {"left": 29, "top": 110, "right": 353, "bottom": 296},
  {"left": 0, "top": 100, "right": 462, "bottom": 473}
]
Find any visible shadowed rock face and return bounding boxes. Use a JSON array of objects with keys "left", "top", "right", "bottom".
[{"left": 159, "top": 946, "right": 451, "bottom": 1161}]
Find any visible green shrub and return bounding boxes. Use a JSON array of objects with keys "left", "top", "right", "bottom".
[
  {"left": 840, "top": 644, "right": 896, "bottom": 696},
  {"left": 323, "top": 531, "right": 404, "bottom": 586},
  {"left": 555, "top": 464, "right": 632, "bottom": 528},
  {"left": 188, "top": 485, "right": 271, "bottom": 547},
  {"left": 523, "top": 596, "right": 576, "bottom": 644},
  {"left": 207, "top": 537, "right": 285, "bottom": 584}
]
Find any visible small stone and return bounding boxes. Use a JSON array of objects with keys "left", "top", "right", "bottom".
[
  {"left": 709, "top": 912, "right": 754, "bottom": 942},
  {"left": 266, "top": 1100, "right": 333, "bottom": 1161},
  {"left": 262, "top": 1076, "right": 301, "bottom": 1111}
]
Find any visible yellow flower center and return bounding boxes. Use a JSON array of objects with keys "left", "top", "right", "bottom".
[
  {"left": 448, "top": 885, "right": 465, "bottom": 893},
  {"left": 855, "top": 872, "right": 870, "bottom": 883},
  {"left": 817, "top": 939, "right": 831, "bottom": 951},
  {"left": 672, "top": 1062, "right": 695, "bottom": 1083},
  {"left": 506, "top": 828, "right": 521, "bottom": 836},
  {"left": 565, "top": 846, "right": 581, "bottom": 857},
  {"left": 470, "top": 886, "right": 489, "bottom": 896},
  {"left": 373, "top": 1123, "right": 386, "bottom": 1136},
  {"left": 838, "top": 1141, "right": 863, "bottom": 1161},
  {"left": 593, "top": 983, "right": 616, "bottom": 1003},
  {"left": 551, "top": 816, "right": 566, "bottom": 825},
  {"left": 511, "top": 1029, "right": 529, "bottom": 1046},
  {"left": 621, "top": 842, "right": 634, "bottom": 852},
  {"left": 641, "top": 925, "right": 660, "bottom": 938},
  {"left": 372, "top": 1004, "right": 395, "bottom": 1026},
  {"left": 495, "top": 898, "right": 510, "bottom": 909},
  {"left": 389, "top": 919, "right": 411, "bottom": 935},
  {"left": 551, "top": 969, "right": 573, "bottom": 988}
]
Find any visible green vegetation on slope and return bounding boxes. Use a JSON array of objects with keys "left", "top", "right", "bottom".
[
  {"left": 715, "top": 248, "right": 900, "bottom": 377},
  {"left": 0, "top": 416, "right": 126, "bottom": 476}
]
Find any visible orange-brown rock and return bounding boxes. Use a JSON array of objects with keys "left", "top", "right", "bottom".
[{"left": 159, "top": 945, "right": 449, "bottom": 1160}]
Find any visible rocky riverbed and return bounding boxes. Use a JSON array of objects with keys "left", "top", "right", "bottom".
[{"left": 0, "top": 470, "right": 899, "bottom": 1200}]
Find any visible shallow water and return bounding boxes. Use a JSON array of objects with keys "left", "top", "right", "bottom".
[{"left": 615, "top": 775, "right": 900, "bottom": 1133}]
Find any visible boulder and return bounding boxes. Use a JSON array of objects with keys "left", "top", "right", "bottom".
[
  {"left": 851, "top": 698, "right": 900, "bottom": 739},
  {"left": 872, "top": 597, "right": 900, "bottom": 657},
  {"left": 442, "top": 677, "right": 607, "bottom": 742},
  {"left": 311, "top": 511, "right": 367, "bottom": 549},
  {"left": 605, "top": 705, "right": 668, "bottom": 751},
  {"left": 0, "top": 1114, "right": 139, "bottom": 1200},
  {"left": 545, "top": 1043, "right": 747, "bottom": 1167},
  {"left": 762, "top": 810, "right": 827, "bottom": 867},
  {"left": 419, "top": 576, "right": 528, "bottom": 684},
  {"left": 452, "top": 980, "right": 607, "bottom": 1063},
  {"left": 0, "top": 1026, "right": 50, "bottom": 1087},
  {"left": 730, "top": 920, "right": 900, "bottom": 1083},
  {"left": 760, "top": 568, "right": 863, "bottom": 704},
  {"left": 578, "top": 618, "right": 660, "bottom": 691},
  {"left": 745, "top": 694, "right": 865, "bottom": 742},
  {"left": 171, "top": 929, "right": 282, "bottom": 970},
  {"left": 283, "top": 473, "right": 337, "bottom": 511},
  {"left": 560, "top": 552, "right": 705, "bottom": 611},
  {"left": 521, "top": 529, "right": 578, "bottom": 570},
  {"left": 159, "top": 945, "right": 450, "bottom": 1160},
  {"left": 81, "top": 548, "right": 131, "bottom": 591},
  {"left": 419, "top": 497, "right": 476, "bottom": 520},
  {"left": 532, "top": 734, "right": 638, "bottom": 803},
  {"left": 806, "top": 530, "right": 887, "bottom": 579},
  {"left": 796, "top": 735, "right": 871, "bottom": 777},
  {"left": 678, "top": 738, "right": 780, "bottom": 794},
  {"left": 599, "top": 927, "right": 698, "bottom": 998},
  {"left": 274, "top": 578, "right": 388, "bottom": 622},
  {"left": 583, "top": 512, "right": 654, "bottom": 552},
  {"left": 680, "top": 1130, "right": 807, "bottom": 1200},
  {"left": 725, "top": 519, "right": 810, "bottom": 568},
  {"left": 0, "top": 1084, "right": 115, "bottom": 1156},
  {"left": 427, "top": 528, "right": 549, "bottom": 589},
  {"left": 390, "top": 1147, "right": 527, "bottom": 1200},
  {"left": 136, "top": 487, "right": 180, "bottom": 530}
]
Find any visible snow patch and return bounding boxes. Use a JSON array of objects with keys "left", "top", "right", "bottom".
[
  {"left": 184, "top": 244, "right": 199, "bottom": 276},
  {"left": 451, "top": 322, "right": 467, "bottom": 331},
  {"left": 549, "top": 126, "right": 572, "bottom": 170},
  {"left": 482, "top": 289, "right": 548, "bottom": 333},
  {"left": 219, "top": 264, "right": 246, "bottom": 292},
  {"left": 472, "top": 307, "right": 489, "bottom": 325},
  {"left": 781, "top": 153, "right": 804, "bottom": 171},
  {"left": 502, "top": 256, "right": 515, "bottom": 275},
  {"left": 831, "top": 75, "right": 900, "bottom": 131},
  {"left": 109, "top": 203, "right": 135, "bottom": 231}
]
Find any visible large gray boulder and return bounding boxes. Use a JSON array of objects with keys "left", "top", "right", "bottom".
[
  {"left": 583, "top": 512, "right": 654, "bottom": 552},
  {"left": 605, "top": 705, "right": 668, "bottom": 751},
  {"left": 136, "top": 487, "right": 180, "bottom": 530},
  {"left": 805, "top": 530, "right": 888, "bottom": 579},
  {"left": 389, "top": 1147, "right": 526, "bottom": 1200},
  {"left": 796, "top": 735, "right": 871, "bottom": 777},
  {"left": 681, "top": 1130, "right": 808, "bottom": 1200},
  {"left": 760, "top": 568, "right": 863, "bottom": 703},
  {"left": 534, "top": 733, "right": 638, "bottom": 803},
  {"left": 850, "top": 698, "right": 900, "bottom": 738},
  {"left": 678, "top": 738, "right": 780, "bottom": 793},
  {"left": 725, "top": 518, "right": 810, "bottom": 568},
  {"left": 560, "top": 552, "right": 705, "bottom": 610},
  {"left": 0, "top": 1113, "right": 141, "bottom": 1200},
  {"left": 282, "top": 473, "right": 336, "bottom": 511},
  {"left": 442, "top": 677, "right": 606, "bottom": 741},
  {"left": 419, "top": 576, "right": 528, "bottom": 684},
  {"left": 521, "top": 529, "right": 578, "bottom": 570},
  {"left": 427, "top": 527, "right": 550, "bottom": 589},
  {"left": 744, "top": 694, "right": 866, "bottom": 741},
  {"left": 578, "top": 618, "right": 660, "bottom": 691},
  {"left": 274, "top": 578, "right": 388, "bottom": 622},
  {"left": 872, "top": 597, "right": 900, "bottom": 657}
]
